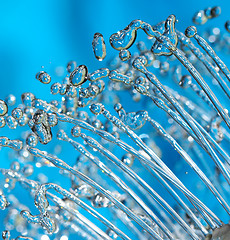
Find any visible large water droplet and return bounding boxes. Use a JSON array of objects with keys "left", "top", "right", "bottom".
[
  {"left": 69, "top": 65, "right": 88, "bottom": 87},
  {"left": 92, "top": 33, "right": 106, "bottom": 61}
]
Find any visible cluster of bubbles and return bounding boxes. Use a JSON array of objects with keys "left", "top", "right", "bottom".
[{"left": 1, "top": 5, "right": 230, "bottom": 240}]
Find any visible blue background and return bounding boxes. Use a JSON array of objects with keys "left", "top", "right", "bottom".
[{"left": 0, "top": 0, "right": 229, "bottom": 238}]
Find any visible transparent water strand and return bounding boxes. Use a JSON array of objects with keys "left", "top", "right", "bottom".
[
  {"left": 166, "top": 87, "right": 230, "bottom": 167},
  {"left": 0, "top": 189, "right": 8, "bottom": 210},
  {"left": 56, "top": 130, "right": 173, "bottom": 239},
  {"left": 190, "top": 144, "right": 229, "bottom": 202},
  {"left": 172, "top": 47, "right": 230, "bottom": 129},
  {"left": 109, "top": 16, "right": 230, "bottom": 129},
  {"left": 27, "top": 147, "right": 165, "bottom": 240},
  {"left": 186, "top": 26, "right": 230, "bottom": 83},
  {"left": 55, "top": 111, "right": 210, "bottom": 235},
  {"left": 95, "top": 104, "right": 222, "bottom": 228},
  {"left": 66, "top": 117, "right": 206, "bottom": 234},
  {"left": 166, "top": 86, "right": 215, "bottom": 124},
  {"left": 80, "top": 131, "right": 200, "bottom": 240},
  {"left": 112, "top": 31, "right": 226, "bottom": 177},
  {"left": 140, "top": 89, "right": 230, "bottom": 194},
  {"left": 147, "top": 117, "right": 230, "bottom": 215},
  {"left": 89, "top": 104, "right": 219, "bottom": 228},
  {"left": 132, "top": 57, "right": 230, "bottom": 187},
  {"left": 0, "top": 137, "right": 23, "bottom": 151},
  {"left": 0, "top": 167, "right": 131, "bottom": 240},
  {"left": 46, "top": 192, "right": 112, "bottom": 240},
  {"left": 88, "top": 68, "right": 110, "bottom": 82},
  {"left": 111, "top": 208, "right": 148, "bottom": 240},
  {"left": 177, "top": 30, "right": 230, "bottom": 99}
]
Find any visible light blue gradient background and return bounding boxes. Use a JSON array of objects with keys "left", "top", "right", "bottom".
[{"left": 0, "top": 0, "right": 229, "bottom": 238}]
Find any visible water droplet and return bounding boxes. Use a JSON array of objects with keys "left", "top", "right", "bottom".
[
  {"left": 0, "top": 193, "right": 8, "bottom": 210},
  {"left": 204, "top": 7, "right": 212, "bottom": 19},
  {"left": 10, "top": 161, "right": 20, "bottom": 171},
  {"left": 0, "top": 117, "right": 6, "bottom": 128},
  {"left": 12, "top": 108, "right": 23, "bottom": 120},
  {"left": 185, "top": 26, "right": 197, "bottom": 38},
  {"left": 18, "top": 113, "right": 29, "bottom": 126},
  {"left": 26, "top": 133, "right": 38, "bottom": 147},
  {"left": 5, "top": 94, "right": 16, "bottom": 106},
  {"left": 88, "top": 68, "right": 110, "bottom": 82},
  {"left": 92, "top": 33, "right": 106, "bottom": 61},
  {"left": 47, "top": 113, "right": 58, "bottom": 127},
  {"left": 66, "top": 60, "right": 77, "bottom": 73},
  {"left": 211, "top": 6, "right": 221, "bottom": 18},
  {"left": 90, "top": 103, "right": 104, "bottom": 115},
  {"left": 69, "top": 65, "right": 88, "bottom": 87},
  {"left": 119, "top": 49, "right": 131, "bottom": 61},
  {"left": 22, "top": 165, "right": 34, "bottom": 177},
  {"left": 2, "top": 230, "right": 10, "bottom": 240},
  {"left": 179, "top": 75, "right": 192, "bottom": 88},
  {"left": 21, "top": 92, "right": 35, "bottom": 107},
  {"left": 56, "top": 129, "right": 68, "bottom": 141},
  {"left": 121, "top": 153, "right": 134, "bottom": 167},
  {"left": 36, "top": 71, "right": 51, "bottom": 84},
  {"left": 50, "top": 82, "right": 61, "bottom": 95},
  {"left": 6, "top": 116, "right": 17, "bottom": 129},
  {"left": 0, "top": 100, "right": 8, "bottom": 116},
  {"left": 71, "top": 126, "right": 81, "bottom": 138},
  {"left": 193, "top": 10, "right": 208, "bottom": 25},
  {"left": 30, "top": 110, "right": 52, "bottom": 144},
  {"left": 225, "top": 21, "right": 230, "bottom": 33}
]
